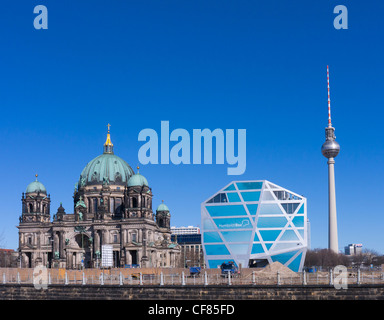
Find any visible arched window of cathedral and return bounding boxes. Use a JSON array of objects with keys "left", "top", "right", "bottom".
[
  {"left": 29, "top": 203, "right": 33, "bottom": 213},
  {"left": 115, "top": 198, "right": 122, "bottom": 214},
  {"left": 132, "top": 197, "right": 138, "bottom": 208}
]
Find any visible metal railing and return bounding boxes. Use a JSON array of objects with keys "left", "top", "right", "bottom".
[{"left": 1, "top": 268, "right": 383, "bottom": 286}]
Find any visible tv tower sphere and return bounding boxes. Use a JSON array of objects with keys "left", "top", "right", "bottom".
[{"left": 322, "top": 136, "right": 340, "bottom": 159}]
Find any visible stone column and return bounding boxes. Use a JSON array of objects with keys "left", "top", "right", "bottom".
[
  {"left": 126, "top": 249, "right": 131, "bottom": 265},
  {"left": 103, "top": 230, "right": 108, "bottom": 245},
  {"left": 59, "top": 232, "right": 65, "bottom": 258},
  {"left": 53, "top": 232, "right": 59, "bottom": 255},
  {"left": 94, "top": 230, "right": 100, "bottom": 253}
]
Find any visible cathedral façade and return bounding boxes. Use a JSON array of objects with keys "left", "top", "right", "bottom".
[{"left": 17, "top": 127, "right": 181, "bottom": 269}]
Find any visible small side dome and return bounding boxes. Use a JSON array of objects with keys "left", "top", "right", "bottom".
[
  {"left": 127, "top": 174, "right": 148, "bottom": 187},
  {"left": 26, "top": 175, "right": 47, "bottom": 194},
  {"left": 157, "top": 201, "right": 169, "bottom": 213},
  {"left": 127, "top": 167, "right": 148, "bottom": 187}
]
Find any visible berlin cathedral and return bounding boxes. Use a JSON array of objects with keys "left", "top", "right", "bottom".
[{"left": 17, "top": 127, "right": 181, "bottom": 269}]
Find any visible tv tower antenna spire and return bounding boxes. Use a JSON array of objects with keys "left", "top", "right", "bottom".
[{"left": 327, "top": 65, "right": 332, "bottom": 127}]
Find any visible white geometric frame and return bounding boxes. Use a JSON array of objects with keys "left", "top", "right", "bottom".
[{"left": 201, "top": 180, "right": 307, "bottom": 272}]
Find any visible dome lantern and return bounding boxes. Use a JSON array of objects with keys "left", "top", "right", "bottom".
[{"left": 103, "top": 123, "right": 114, "bottom": 154}]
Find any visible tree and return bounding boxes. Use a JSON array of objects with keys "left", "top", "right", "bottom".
[{"left": 304, "top": 248, "right": 350, "bottom": 270}]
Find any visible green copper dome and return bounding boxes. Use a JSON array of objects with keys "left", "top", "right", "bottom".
[
  {"left": 127, "top": 173, "right": 148, "bottom": 187},
  {"left": 26, "top": 176, "right": 47, "bottom": 194},
  {"left": 79, "top": 153, "right": 134, "bottom": 187},
  {"left": 157, "top": 203, "right": 169, "bottom": 212},
  {"left": 78, "top": 128, "right": 135, "bottom": 187}
]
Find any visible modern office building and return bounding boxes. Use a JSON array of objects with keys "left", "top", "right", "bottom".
[
  {"left": 345, "top": 244, "right": 363, "bottom": 256},
  {"left": 171, "top": 226, "right": 200, "bottom": 235},
  {"left": 201, "top": 180, "right": 308, "bottom": 272},
  {"left": 171, "top": 233, "right": 204, "bottom": 267},
  {"left": 171, "top": 226, "right": 203, "bottom": 267}
]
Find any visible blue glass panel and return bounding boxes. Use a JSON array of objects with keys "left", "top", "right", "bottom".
[
  {"left": 221, "top": 230, "right": 252, "bottom": 242},
  {"left": 246, "top": 204, "right": 258, "bottom": 215},
  {"left": 261, "top": 191, "right": 275, "bottom": 201},
  {"left": 298, "top": 229, "right": 304, "bottom": 238},
  {"left": 251, "top": 243, "right": 264, "bottom": 254},
  {"left": 213, "top": 217, "right": 252, "bottom": 230},
  {"left": 259, "top": 230, "right": 282, "bottom": 241},
  {"left": 287, "top": 252, "right": 303, "bottom": 272},
  {"left": 207, "top": 259, "right": 237, "bottom": 269},
  {"left": 280, "top": 230, "right": 299, "bottom": 241},
  {"left": 206, "top": 205, "right": 247, "bottom": 217},
  {"left": 203, "top": 232, "right": 223, "bottom": 243},
  {"left": 227, "top": 193, "right": 241, "bottom": 202},
  {"left": 204, "top": 244, "right": 230, "bottom": 255},
  {"left": 228, "top": 244, "right": 249, "bottom": 255},
  {"left": 297, "top": 204, "right": 304, "bottom": 214},
  {"left": 202, "top": 217, "right": 215, "bottom": 230},
  {"left": 207, "top": 193, "right": 228, "bottom": 203},
  {"left": 271, "top": 250, "right": 299, "bottom": 265},
  {"left": 292, "top": 216, "right": 304, "bottom": 227},
  {"left": 236, "top": 182, "right": 263, "bottom": 190},
  {"left": 258, "top": 203, "right": 283, "bottom": 215},
  {"left": 257, "top": 216, "right": 287, "bottom": 228},
  {"left": 281, "top": 203, "right": 300, "bottom": 214},
  {"left": 241, "top": 191, "right": 261, "bottom": 201},
  {"left": 254, "top": 232, "right": 260, "bottom": 242},
  {"left": 264, "top": 243, "right": 273, "bottom": 251},
  {"left": 271, "top": 243, "right": 297, "bottom": 252},
  {"left": 224, "top": 184, "right": 236, "bottom": 191}
]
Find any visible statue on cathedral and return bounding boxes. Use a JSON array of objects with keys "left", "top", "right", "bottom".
[{"left": 102, "top": 176, "right": 110, "bottom": 186}]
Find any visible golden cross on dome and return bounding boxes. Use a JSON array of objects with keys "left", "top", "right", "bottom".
[{"left": 107, "top": 123, "right": 111, "bottom": 133}]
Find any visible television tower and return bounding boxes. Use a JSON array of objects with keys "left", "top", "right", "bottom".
[{"left": 321, "top": 66, "right": 340, "bottom": 253}]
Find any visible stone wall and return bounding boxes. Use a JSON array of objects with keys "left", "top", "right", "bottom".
[{"left": 1, "top": 284, "right": 384, "bottom": 300}]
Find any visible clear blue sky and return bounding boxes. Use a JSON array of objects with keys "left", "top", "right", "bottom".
[{"left": 0, "top": 0, "right": 383, "bottom": 253}]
